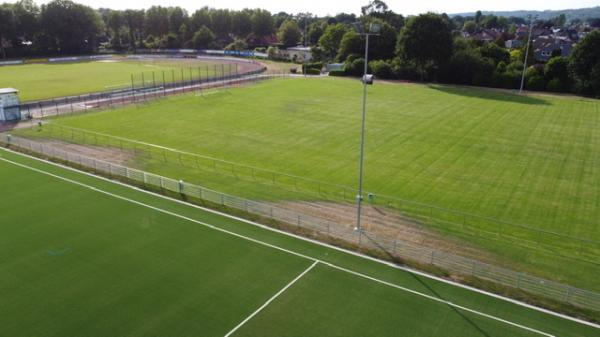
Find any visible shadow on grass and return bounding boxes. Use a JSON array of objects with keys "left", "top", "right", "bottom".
[
  {"left": 361, "top": 232, "right": 492, "bottom": 336},
  {"left": 428, "top": 85, "right": 552, "bottom": 106}
]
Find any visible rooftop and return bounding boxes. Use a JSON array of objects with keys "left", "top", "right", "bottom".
[{"left": 0, "top": 88, "right": 18, "bottom": 95}]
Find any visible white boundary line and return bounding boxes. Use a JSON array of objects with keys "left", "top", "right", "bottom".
[
  {"left": 223, "top": 261, "right": 319, "bottom": 337},
  {"left": 0, "top": 153, "right": 567, "bottom": 336},
  {"left": 0, "top": 147, "right": 600, "bottom": 329},
  {"left": 1, "top": 147, "right": 598, "bottom": 330},
  {"left": 3, "top": 148, "right": 597, "bottom": 330}
]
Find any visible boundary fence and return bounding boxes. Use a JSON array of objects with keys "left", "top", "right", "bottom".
[
  {"left": 1, "top": 134, "right": 599, "bottom": 313},
  {"left": 17, "top": 122, "right": 599, "bottom": 266},
  {"left": 8, "top": 67, "right": 288, "bottom": 120}
]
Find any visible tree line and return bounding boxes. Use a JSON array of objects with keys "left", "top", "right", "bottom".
[{"left": 0, "top": 0, "right": 599, "bottom": 97}]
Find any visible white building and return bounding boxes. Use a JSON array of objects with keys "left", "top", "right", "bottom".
[
  {"left": 0, "top": 88, "right": 21, "bottom": 122},
  {"left": 279, "top": 46, "right": 313, "bottom": 62}
]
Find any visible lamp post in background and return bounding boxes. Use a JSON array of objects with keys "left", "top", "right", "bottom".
[
  {"left": 353, "top": 22, "right": 380, "bottom": 244},
  {"left": 520, "top": 15, "right": 538, "bottom": 94}
]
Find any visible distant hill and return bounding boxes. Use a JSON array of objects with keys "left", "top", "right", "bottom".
[{"left": 452, "top": 6, "right": 600, "bottom": 22}]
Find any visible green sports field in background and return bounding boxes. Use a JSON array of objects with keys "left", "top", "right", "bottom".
[
  {"left": 0, "top": 58, "right": 225, "bottom": 102},
  {"left": 0, "top": 148, "right": 597, "bottom": 336},
  {"left": 21, "top": 77, "right": 600, "bottom": 290}
]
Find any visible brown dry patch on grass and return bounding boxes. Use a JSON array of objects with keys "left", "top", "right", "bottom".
[
  {"left": 273, "top": 200, "right": 499, "bottom": 264},
  {"left": 36, "top": 139, "right": 135, "bottom": 166}
]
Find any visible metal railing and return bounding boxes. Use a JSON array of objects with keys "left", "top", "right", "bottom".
[
  {"left": 2, "top": 134, "right": 599, "bottom": 312},
  {"left": 8, "top": 66, "right": 286, "bottom": 121},
  {"left": 15, "top": 122, "right": 599, "bottom": 266}
]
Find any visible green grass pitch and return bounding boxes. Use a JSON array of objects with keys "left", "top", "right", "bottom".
[
  {"left": 0, "top": 148, "right": 597, "bottom": 336},
  {"left": 0, "top": 58, "right": 225, "bottom": 102},
  {"left": 24, "top": 77, "right": 600, "bottom": 290}
]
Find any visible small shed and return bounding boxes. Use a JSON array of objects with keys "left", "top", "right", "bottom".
[{"left": 0, "top": 88, "right": 21, "bottom": 122}]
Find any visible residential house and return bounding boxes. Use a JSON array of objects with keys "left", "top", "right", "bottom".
[
  {"left": 533, "top": 36, "right": 573, "bottom": 62},
  {"left": 505, "top": 39, "right": 523, "bottom": 49}
]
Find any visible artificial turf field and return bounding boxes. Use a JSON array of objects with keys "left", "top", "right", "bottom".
[
  {"left": 0, "top": 58, "right": 226, "bottom": 102},
  {"left": 22, "top": 77, "right": 600, "bottom": 290},
  {"left": 0, "top": 148, "right": 598, "bottom": 336}
]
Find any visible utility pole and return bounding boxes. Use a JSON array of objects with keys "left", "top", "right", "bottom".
[{"left": 520, "top": 15, "right": 537, "bottom": 94}]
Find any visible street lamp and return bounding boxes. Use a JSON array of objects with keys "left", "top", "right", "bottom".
[
  {"left": 519, "top": 15, "right": 537, "bottom": 94},
  {"left": 353, "top": 22, "right": 380, "bottom": 244}
]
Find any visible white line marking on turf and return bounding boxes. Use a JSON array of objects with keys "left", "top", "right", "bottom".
[
  {"left": 223, "top": 261, "right": 319, "bottom": 337},
  {"left": 0, "top": 154, "right": 563, "bottom": 336},
  {"left": 3, "top": 150, "right": 595, "bottom": 332}
]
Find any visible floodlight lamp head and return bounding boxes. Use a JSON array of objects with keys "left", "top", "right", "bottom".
[{"left": 369, "top": 23, "right": 381, "bottom": 34}]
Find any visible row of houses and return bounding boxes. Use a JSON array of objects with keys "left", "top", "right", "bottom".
[{"left": 468, "top": 24, "right": 598, "bottom": 63}]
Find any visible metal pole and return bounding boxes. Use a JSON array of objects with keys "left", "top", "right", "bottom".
[
  {"left": 355, "top": 34, "right": 370, "bottom": 244},
  {"left": 131, "top": 74, "right": 135, "bottom": 102},
  {"left": 520, "top": 16, "right": 535, "bottom": 94}
]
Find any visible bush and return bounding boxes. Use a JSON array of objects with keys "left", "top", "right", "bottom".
[
  {"left": 304, "top": 68, "right": 321, "bottom": 75},
  {"left": 328, "top": 70, "right": 346, "bottom": 76},
  {"left": 546, "top": 78, "right": 565, "bottom": 92},
  {"left": 304, "top": 62, "right": 323, "bottom": 71},
  {"left": 527, "top": 75, "right": 545, "bottom": 91},
  {"left": 369, "top": 60, "right": 394, "bottom": 79},
  {"left": 344, "top": 58, "right": 367, "bottom": 77},
  {"left": 392, "top": 58, "right": 420, "bottom": 80},
  {"left": 491, "top": 70, "right": 521, "bottom": 89}
]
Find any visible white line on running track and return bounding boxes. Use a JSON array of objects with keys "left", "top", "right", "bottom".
[
  {"left": 223, "top": 261, "right": 319, "bottom": 337},
  {"left": 0, "top": 154, "right": 572, "bottom": 336}
]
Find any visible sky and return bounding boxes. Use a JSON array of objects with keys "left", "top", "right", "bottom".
[{"left": 7, "top": 0, "right": 600, "bottom": 16}]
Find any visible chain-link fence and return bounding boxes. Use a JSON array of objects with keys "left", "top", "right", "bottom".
[
  {"left": 6, "top": 64, "right": 282, "bottom": 121},
  {"left": 16, "top": 122, "right": 599, "bottom": 267},
  {"left": 2, "top": 133, "right": 599, "bottom": 313}
]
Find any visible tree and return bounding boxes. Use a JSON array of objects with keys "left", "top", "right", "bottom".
[
  {"left": 13, "top": 0, "right": 39, "bottom": 42},
  {"left": 192, "top": 25, "right": 215, "bottom": 49},
  {"left": 361, "top": 0, "right": 388, "bottom": 16},
  {"left": 251, "top": 9, "right": 273, "bottom": 37},
  {"left": 145, "top": 6, "right": 169, "bottom": 37},
  {"left": 397, "top": 13, "right": 453, "bottom": 79},
  {"left": 232, "top": 10, "right": 252, "bottom": 37},
  {"left": 168, "top": 7, "right": 187, "bottom": 34},
  {"left": 0, "top": 5, "right": 16, "bottom": 58},
  {"left": 369, "top": 22, "right": 397, "bottom": 60},
  {"left": 569, "top": 30, "right": 600, "bottom": 97},
  {"left": 337, "top": 30, "right": 362, "bottom": 62},
  {"left": 463, "top": 21, "right": 476, "bottom": 34},
  {"left": 277, "top": 19, "right": 301, "bottom": 47},
  {"left": 318, "top": 23, "right": 348, "bottom": 59},
  {"left": 123, "top": 9, "right": 145, "bottom": 48},
  {"left": 210, "top": 9, "right": 231, "bottom": 37},
  {"left": 107, "top": 11, "right": 123, "bottom": 46},
  {"left": 308, "top": 21, "right": 326, "bottom": 45},
  {"left": 40, "top": 0, "right": 103, "bottom": 54},
  {"left": 190, "top": 7, "right": 211, "bottom": 32},
  {"left": 544, "top": 56, "right": 569, "bottom": 91},
  {"left": 479, "top": 42, "right": 510, "bottom": 65}
]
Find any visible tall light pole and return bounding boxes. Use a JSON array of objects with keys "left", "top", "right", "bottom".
[
  {"left": 297, "top": 13, "right": 310, "bottom": 76},
  {"left": 519, "top": 15, "right": 537, "bottom": 94},
  {"left": 354, "top": 22, "right": 380, "bottom": 244}
]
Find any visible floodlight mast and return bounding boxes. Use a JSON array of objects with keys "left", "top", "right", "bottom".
[
  {"left": 354, "top": 22, "right": 380, "bottom": 245},
  {"left": 519, "top": 15, "right": 537, "bottom": 94}
]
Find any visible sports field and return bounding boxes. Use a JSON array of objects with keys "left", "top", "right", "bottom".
[
  {"left": 21, "top": 77, "right": 600, "bottom": 290},
  {"left": 0, "top": 58, "right": 227, "bottom": 102},
  {"left": 0, "top": 147, "right": 597, "bottom": 336}
]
